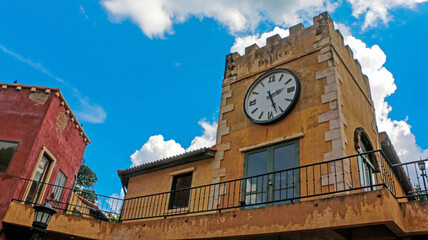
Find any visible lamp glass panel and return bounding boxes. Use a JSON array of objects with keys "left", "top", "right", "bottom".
[
  {"left": 34, "top": 210, "right": 43, "bottom": 223},
  {"left": 46, "top": 215, "right": 52, "bottom": 225},
  {"left": 41, "top": 211, "right": 50, "bottom": 224}
]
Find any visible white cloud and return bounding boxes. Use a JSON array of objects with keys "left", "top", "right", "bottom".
[
  {"left": 130, "top": 120, "right": 217, "bottom": 166},
  {"left": 230, "top": 27, "right": 289, "bottom": 56},
  {"left": 101, "top": 0, "right": 428, "bottom": 37},
  {"left": 73, "top": 94, "right": 107, "bottom": 124},
  {"left": 102, "top": 0, "right": 336, "bottom": 38},
  {"left": 79, "top": 5, "right": 89, "bottom": 19},
  {"left": 335, "top": 24, "right": 428, "bottom": 161},
  {"left": 347, "top": 0, "right": 428, "bottom": 29},
  {"left": 186, "top": 120, "right": 217, "bottom": 152},
  {"left": 107, "top": 189, "right": 125, "bottom": 213},
  {"left": 130, "top": 135, "right": 185, "bottom": 166}
]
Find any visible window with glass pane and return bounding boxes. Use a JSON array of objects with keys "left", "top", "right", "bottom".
[
  {"left": 357, "top": 143, "right": 377, "bottom": 191},
  {"left": 50, "top": 171, "right": 67, "bottom": 201},
  {"left": 272, "top": 144, "right": 299, "bottom": 204},
  {"left": 243, "top": 140, "right": 299, "bottom": 207},
  {"left": 0, "top": 140, "right": 19, "bottom": 173},
  {"left": 244, "top": 150, "right": 268, "bottom": 207},
  {"left": 169, "top": 172, "right": 193, "bottom": 209},
  {"left": 26, "top": 155, "right": 50, "bottom": 203}
]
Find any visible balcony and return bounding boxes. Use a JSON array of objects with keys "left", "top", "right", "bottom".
[
  {"left": 11, "top": 178, "right": 123, "bottom": 222},
  {"left": 118, "top": 150, "right": 427, "bottom": 221},
  {"left": 3, "top": 150, "right": 428, "bottom": 239},
  {"left": 8, "top": 150, "right": 428, "bottom": 223}
]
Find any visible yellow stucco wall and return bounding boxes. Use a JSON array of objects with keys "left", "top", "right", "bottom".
[
  {"left": 220, "top": 25, "right": 331, "bottom": 182},
  {"left": 121, "top": 158, "right": 214, "bottom": 220},
  {"left": 126, "top": 158, "right": 213, "bottom": 198}
]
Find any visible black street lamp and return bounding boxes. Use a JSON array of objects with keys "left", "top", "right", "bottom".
[{"left": 30, "top": 203, "right": 56, "bottom": 240}]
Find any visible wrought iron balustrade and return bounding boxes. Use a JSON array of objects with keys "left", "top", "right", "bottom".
[
  {"left": 12, "top": 152, "right": 427, "bottom": 222},
  {"left": 13, "top": 178, "right": 123, "bottom": 222},
  {"left": 392, "top": 159, "right": 428, "bottom": 200},
  {"left": 120, "top": 150, "right": 397, "bottom": 221}
]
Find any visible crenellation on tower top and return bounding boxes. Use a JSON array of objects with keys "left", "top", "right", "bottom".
[
  {"left": 288, "top": 23, "right": 305, "bottom": 35},
  {"left": 354, "top": 59, "right": 363, "bottom": 76},
  {"left": 223, "top": 12, "right": 339, "bottom": 81},
  {"left": 344, "top": 45, "right": 354, "bottom": 62},
  {"left": 313, "top": 11, "right": 333, "bottom": 36},
  {"left": 244, "top": 43, "right": 260, "bottom": 55},
  {"left": 266, "top": 34, "right": 281, "bottom": 46},
  {"left": 222, "top": 10, "right": 374, "bottom": 99},
  {"left": 335, "top": 30, "right": 345, "bottom": 46}
]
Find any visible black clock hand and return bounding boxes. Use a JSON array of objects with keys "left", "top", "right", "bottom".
[
  {"left": 272, "top": 88, "right": 284, "bottom": 97},
  {"left": 267, "top": 91, "right": 277, "bottom": 113},
  {"left": 266, "top": 88, "right": 284, "bottom": 99}
]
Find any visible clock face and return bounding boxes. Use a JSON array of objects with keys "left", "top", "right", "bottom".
[{"left": 244, "top": 68, "right": 301, "bottom": 124}]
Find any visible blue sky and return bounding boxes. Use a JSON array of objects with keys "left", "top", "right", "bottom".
[{"left": 1, "top": 0, "right": 427, "bottom": 197}]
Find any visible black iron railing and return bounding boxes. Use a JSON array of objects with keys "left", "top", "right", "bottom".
[
  {"left": 12, "top": 153, "right": 427, "bottom": 222},
  {"left": 13, "top": 178, "right": 123, "bottom": 222},
  {"left": 392, "top": 159, "right": 428, "bottom": 200},
  {"left": 120, "top": 150, "right": 396, "bottom": 221}
]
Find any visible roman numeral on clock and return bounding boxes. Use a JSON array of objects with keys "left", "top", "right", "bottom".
[
  {"left": 268, "top": 111, "right": 273, "bottom": 119},
  {"left": 287, "top": 86, "right": 295, "bottom": 93},
  {"left": 249, "top": 99, "right": 256, "bottom": 106}
]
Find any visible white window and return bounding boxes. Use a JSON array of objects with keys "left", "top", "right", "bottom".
[
  {"left": 356, "top": 130, "right": 377, "bottom": 191},
  {"left": 51, "top": 171, "right": 67, "bottom": 201},
  {"left": 25, "top": 155, "right": 50, "bottom": 203}
]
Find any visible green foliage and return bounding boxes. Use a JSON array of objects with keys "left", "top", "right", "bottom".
[
  {"left": 76, "top": 159, "right": 98, "bottom": 203},
  {"left": 414, "top": 185, "right": 428, "bottom": 200},
  {"left": 77, "top": 164, "right": 98, "bottom": 189},
  {"left": 76, "top": 188, "right": 98, "bottom": 203},
  {"left": 106, "top": 212, "right": 120, "bottom": 222}
]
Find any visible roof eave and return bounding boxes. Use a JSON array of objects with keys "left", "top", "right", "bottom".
[{"left": 118, "top": 148, "right": 216, "bottom": 187}]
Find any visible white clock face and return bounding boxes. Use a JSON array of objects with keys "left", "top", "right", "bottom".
[{"left": 244, "top": 69, "right": 300, "bottom": 124}]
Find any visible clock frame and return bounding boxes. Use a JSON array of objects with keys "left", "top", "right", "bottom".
[{"left": 243, "top": 68, "right": 301, "bottom": 124}]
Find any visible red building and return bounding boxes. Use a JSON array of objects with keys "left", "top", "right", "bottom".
[{"left": 0, "top": 82, "right": 89, "bottom": 231}]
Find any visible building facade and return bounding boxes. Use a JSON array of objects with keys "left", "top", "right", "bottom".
[{"left": 0, "top": 83, "right": 89, "bottom": 235}]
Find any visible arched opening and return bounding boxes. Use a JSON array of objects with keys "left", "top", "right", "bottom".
[{"left": 354, "top": 127, "right": 377, "bottom": 191}]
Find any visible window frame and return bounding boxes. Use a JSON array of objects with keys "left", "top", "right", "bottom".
[
  {"left": 243, "top": 140, "right": 300, "bottom": 207},
  {"left": 23, "top": 147, "right": 57, "bottom": 204},
  {"left": 168, "top": 171, "right": 193, "bottom": 210},
  {"left": 50, "top": 170, "right": 67, "bottom": 202},
  {"left": 0, "top": 140, "right": 19, "bottom": 174},
  {"left": 357, "top": 143, "right": 377, "bottom": 191},
  {"left": 354, "top": 127, "right": 378, "bottom": 191}
]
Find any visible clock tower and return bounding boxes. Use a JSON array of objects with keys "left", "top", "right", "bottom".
[{"left": 212, "top": 12, "right": 379, "bottom": 199}]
